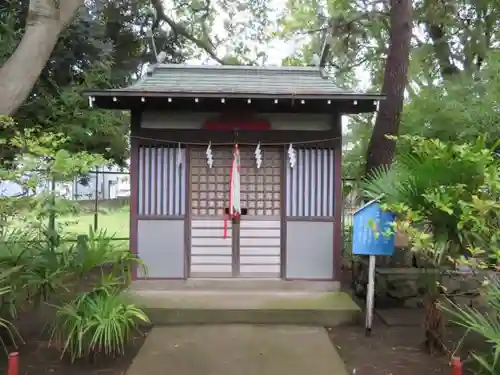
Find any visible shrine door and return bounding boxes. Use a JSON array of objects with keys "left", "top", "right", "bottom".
[{"left": 189, "top": 147, "right": 282, "bottom": 277}]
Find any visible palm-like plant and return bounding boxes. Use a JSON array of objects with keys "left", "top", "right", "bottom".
[
  {"left": 0, "top": 266, "right": 24, "bottom": 354},
  {"left": 362, "top": 136, "right": 498, "bottom": 354},
  {"left": 441, "top": 277, "right": 500, "bottom": 374},
  {"left": 364, "top": 138, "right": 488, "bottom": 236},
  {"left": 50, "top": 283, "right": 150, "bottom": 362},
  {"left": 110, "top": 246, "right": 147, "bottom": 283},
  {"left": 71, "top": 226, "right": 117, "bottom": 277},
  {"left": 70, "top": 226, "right": 147, "bottom": 284}
]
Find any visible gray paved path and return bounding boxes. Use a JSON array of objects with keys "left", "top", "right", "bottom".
[{"left": 126, "top": 325, "right": 349, "bottom": 375}]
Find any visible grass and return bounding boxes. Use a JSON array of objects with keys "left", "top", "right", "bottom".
[
  {"left": 59, "top": 206, "right": 130, "bottom": 239},
  {"left": 4, "top": 205, "right": 130, "bottom": 251}
]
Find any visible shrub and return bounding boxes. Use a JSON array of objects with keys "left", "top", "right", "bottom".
[
  {"left": 50, "top": 285, "right": 150, "bottom": 362},
  {"left": 0, "top": 267, "right": 24, "bottom": 353},
  {"left": 362, "top": 135, "right": 500, "bottom": 354},
  {"left": 441, "top": 276, "right": 500, "bottom": 375},
  {"left": 24, "top": 242, "right": 74, "bottom": 306},
  {"left": 69, "top": 226, "right": 146, "bottom": 283}
]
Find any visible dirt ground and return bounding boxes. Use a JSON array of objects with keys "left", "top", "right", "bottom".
[
  {"left": 5, "top": 320, "right": 475, "bottom": 375},
  {"left": 0, "top": 287, "right": 483, "bottom": 375},
  {"left": 0, "top": 322, "right": 150, "bottom": 375},
  {"left": 0, "top": 275, "right": 150, "bottom": 375},
  {"left": 329, "top": 318, "right": 475, "bottom": 375}
]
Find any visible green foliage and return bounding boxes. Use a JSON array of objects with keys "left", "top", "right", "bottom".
[
  {"left": 0, "top": 266, "right": 24, "bottom": 353},
  {"left": 0, "top": 123, "right": 105, "bottom": 234},
  {"left": 441, "top": 277, "right": 500, "bottom": 375},
  {"left": 0, "top": 5, "right": 19, "bottom": 58},
  {"left": 362, "top": 135, "right": 500, "bottom": 354},
  {"left": 0, "top": 0, "right": 184, "bottom": 165},
  {"left": 0, "top": 229, "right": 68, "bottom": 350},
  {"left": 402, "top": 54, "right": 500, "bottom": 144},
  {"left": 277, "top": 0, "right": 388, "bottom": 89},
  {"left": 23, "top": 246, "right": 72, "bottom": 307},
  {"left": 0, "top": 223, "right": 150, "bottom": 359},
  {"left": 70, "top": 226, "right": 147, "bottom": 283},
  {"left": 0, "top": 118, "right": 150, "bottom": 363},
  {"left": 342, "top": 114, "right": 375, "bottom": 178},
  {"left": 50, "top": 284, "right": 150, "bottom": 362},
  {"left": 279, "top": 0, "right": 500, "bottom": 86},
  {"left": 0, "top": 229, "right": 70, "bottom": 308},
  {"left": 71, "top": 227, "right": 121, "bottom": 278},
  {"left": 362, "top": 135, "right": 500, "bottom": 269},
  {"left": 1, "top": 117, "right": 103, "bottom": 241},
  {"left": 26, "top": 62, "right": 132, "bottom": 166},
  {"left": 277, "top": 0, "right": 500, "bottom": 178}
]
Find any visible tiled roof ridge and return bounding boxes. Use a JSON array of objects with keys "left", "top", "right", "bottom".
[
  {"left": 144, "top": 63, "right": 327, "bottom": 77},
  {"left": 155, "top": 63, "right": 324, "bottom": 71}
]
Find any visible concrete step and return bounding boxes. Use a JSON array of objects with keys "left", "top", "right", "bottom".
[
  {"left": 130, "top": 279, "right": 341, "bottom": 292},
  {"left": 126, "top": 290, "right": 361, "bottom": 327}
]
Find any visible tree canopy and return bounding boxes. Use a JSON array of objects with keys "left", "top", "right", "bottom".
[
  {"left": 277, "top": 0, "right": 500, "bottom": 177},
  {"left": 0, "top": 0, "right": 184, "bottom": 165},
  {"left": 1, "top": 0, "right": 499, "bottom": 171}
]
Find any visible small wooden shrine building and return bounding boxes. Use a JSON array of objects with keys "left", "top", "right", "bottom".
[{"left": 86, "top": 64, "right": 383, "bottom": 281}]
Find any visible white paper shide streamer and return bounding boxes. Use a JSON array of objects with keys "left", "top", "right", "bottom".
[
  {"left": 254, "top": 142, "right": 262, "bottom": 169},
  {"left": 287, "top": 144, "right": 296, "bottom": 168},
  {"left": 206, "top": 142, "right": 213, "bottom": 168},
  {"left": 176, "top": 143, "right": 182, "bottom": 167}
]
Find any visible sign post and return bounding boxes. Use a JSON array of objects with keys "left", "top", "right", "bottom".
[
  {"left": 365, "top": 254, "right": 376, "bottom": 335},
  {"left": 352, "top": 199, "right": 396, "bottom": 336}
]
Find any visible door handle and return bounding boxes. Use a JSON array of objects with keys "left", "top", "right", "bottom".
[{"left": 224, "top": 208, "right": 248, "bottom": 215}]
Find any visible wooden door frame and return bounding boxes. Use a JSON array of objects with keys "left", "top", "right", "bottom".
[
  {"left": 231, "top": 221, "right": 240, "bottom": 276},
  {"left": 187, "top": 145, "right": 282, "bottom": 278}
]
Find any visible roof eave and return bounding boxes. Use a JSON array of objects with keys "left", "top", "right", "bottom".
[{"left": 83, "top": 89, "right": 385, "bottom": 101}]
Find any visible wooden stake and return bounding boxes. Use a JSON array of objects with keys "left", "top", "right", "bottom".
[{"left": 8, "top": 352, "right": 19, "bottom": 375}]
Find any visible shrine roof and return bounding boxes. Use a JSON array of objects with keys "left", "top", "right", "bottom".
[{"left": 86, "top": 64, "right": 383, "bottom": 100}]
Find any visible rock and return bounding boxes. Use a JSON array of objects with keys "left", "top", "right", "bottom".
[
  {"left": 389, "top": 247, "right": 414, "bottom": 267},
  {"left": 386, "top": 277, "right": 419, "bottom": 300},
  {"left": 341, "top": 257, "right": 353, "bottom": 271},
  {"left": 442, "top": 278, "right": 463, "bottom": 295},
  {"left": 351, "top": 259, "right": 500, "bottom": 316},
  {"left": 472, "top": 293, "right": 490, "bottom": 310},
  {"left": 404, "top": 296, "right": 424, "bottom": 308},
  {"left": 450, "top": 296, "right": 473, "bottom": 308},
  {"left": 442, "top": 274, "right": 483, "bottom": 296},
  {"left": 354, "top": 280, "right": 365, "bottom": 298}
]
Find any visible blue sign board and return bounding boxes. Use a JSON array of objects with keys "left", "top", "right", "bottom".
[{"left": 352, "top": 200, "right": 396, "bottom": 256}]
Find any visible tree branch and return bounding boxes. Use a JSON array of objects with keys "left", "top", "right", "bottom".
[
  {"left": 420, "top": 0, "right": 461, "bottom": 78},
  {"left": 426, "top": 23, "right": 461, "bottom": 77},
  {"left": 149, "top": 0, "right": 227, "bottom": 64},
  {"left": 0, "top": 0, "right": 83, "bottom": 115},
  {"left": 320, "top": 11, "right": 389, "bottom": 69}
]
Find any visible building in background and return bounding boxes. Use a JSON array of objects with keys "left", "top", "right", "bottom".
[
  {"left": 0, "top": 164, "right": 130, "bottom": 200},
  {"left": 61, "top": 165, "right": 130, "bottom": 200}
]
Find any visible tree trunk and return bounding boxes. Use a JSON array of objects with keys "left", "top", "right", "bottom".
[
  {"left": 364, "top": 0, "right": 412, "bottom": 176},
  {"left": 421, "top": 0, "right": 460, "bottom": 78},
  {"left": 0, "top": 0, "right": 82, "bottom": 116},
  {"left": 423, "top": 293, "right": 446, "bottom": 355}
]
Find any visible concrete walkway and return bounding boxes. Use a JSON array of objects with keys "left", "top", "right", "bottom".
[{"left": 126, "top": 325, "right": 349, "bottom": 375}]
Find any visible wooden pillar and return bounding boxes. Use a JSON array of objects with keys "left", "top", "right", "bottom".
[
  {"left": 129, "top": 110, "right": 141, "bottom": 280},
  {"left": 332, "top": 112, "right": 343, "bottom": 281},
  {"left": 184, "top": 145, "right": 191, "bottom": 279}
]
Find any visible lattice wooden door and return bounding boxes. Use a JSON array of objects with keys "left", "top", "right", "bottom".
[
  {"left": 189, "top": 147, "right": 282, "bottom": 278},
  {"left": 238, "top": 148, "right": 281, "bottom": 277}
]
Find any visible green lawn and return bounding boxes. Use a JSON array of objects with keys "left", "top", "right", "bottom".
[{"left": 59, "top": 207, "right": 130, "bottom": 239}]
